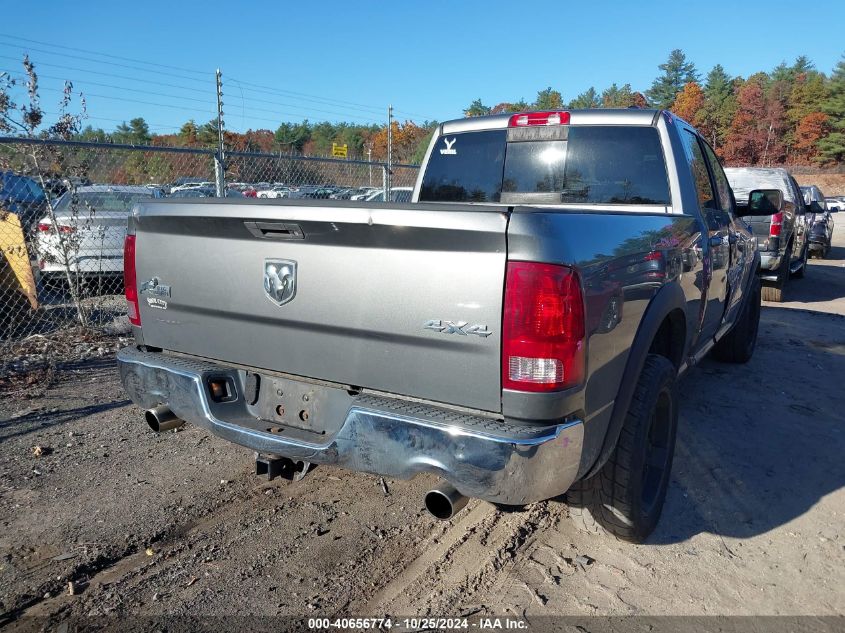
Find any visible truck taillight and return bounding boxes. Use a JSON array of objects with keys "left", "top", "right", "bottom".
[
  {"left": 123, "top": 234, "right": 141, "bottom": 326},
  {"left": 508, "top": 111, "right": 570, "bottom": 127},
  {"left": 37, "top": 222, "right": 74, "bottom": 233},
  {"left": 502, "top": 262, "right": 585, "bottom": 392},
  {"left": 770, "top": 211, "right": 784, "bottom": 238}
]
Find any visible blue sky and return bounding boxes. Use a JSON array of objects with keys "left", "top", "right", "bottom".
[{"left": 3, "top": 0, "right": 844, "bottom": 134}]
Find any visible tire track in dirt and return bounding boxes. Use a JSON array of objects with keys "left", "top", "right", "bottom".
[{"left": 358, "top": 500, "right": 566, "bottom": 616}]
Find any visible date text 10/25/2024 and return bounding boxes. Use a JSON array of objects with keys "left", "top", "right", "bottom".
[{"left": 307, "top": 617, "right": 528, "bottom": 630}]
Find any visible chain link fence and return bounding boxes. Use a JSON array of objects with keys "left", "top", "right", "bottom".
[{"left": 0, "top": 137, "right": 420, "bottom": 346}]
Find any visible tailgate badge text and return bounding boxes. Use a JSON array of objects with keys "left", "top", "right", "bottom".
[{"left": 424, "top": 319, "right": 491, "bottom": 338}]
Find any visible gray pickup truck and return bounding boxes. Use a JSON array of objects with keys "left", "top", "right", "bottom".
[{"left": 118, "top": 109, "right": 764, "bottom": 542}]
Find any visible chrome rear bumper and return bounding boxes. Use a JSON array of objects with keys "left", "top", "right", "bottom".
[{"left": 117, "top": 348, "right": 584, "bottom": 505}]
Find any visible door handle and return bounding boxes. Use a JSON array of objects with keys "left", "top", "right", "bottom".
[{"left": 244, "top": 221, "right": 305, "bottom": 240}]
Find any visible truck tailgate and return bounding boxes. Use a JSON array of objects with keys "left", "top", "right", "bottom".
[{"left": 132, "top": 200, "right": 508, "bottom": 413}]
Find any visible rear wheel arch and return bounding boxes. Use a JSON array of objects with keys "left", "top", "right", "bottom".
[
  {"left": 580, "top": 283, "right": 686, "bottom": 481},
  {"left": 648, "top": 308, "right": 686, "bottom": 370}
]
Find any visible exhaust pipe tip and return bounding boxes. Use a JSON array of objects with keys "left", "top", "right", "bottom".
[
  {"left": 424, "top": 483, "right": 468, "bottom": 521},
  {"left": 145, "top": 405, "right": 184, "bottom": 432}
]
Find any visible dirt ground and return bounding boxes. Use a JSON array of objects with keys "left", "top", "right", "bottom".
[{"left": 1, "top": 226, "right": 844, "bottom": 627}]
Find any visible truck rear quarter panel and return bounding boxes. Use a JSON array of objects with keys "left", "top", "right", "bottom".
[{"left": 506, "top": 209, "right": 703, "bottom": 470}]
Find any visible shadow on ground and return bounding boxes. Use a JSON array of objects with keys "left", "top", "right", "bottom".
[{"left": 650, "top": 305, "right": 845, "bottom": 544}]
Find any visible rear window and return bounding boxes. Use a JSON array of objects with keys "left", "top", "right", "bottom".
[
  {"left": 419, "top": 130, "right": 506, "bottom": 203},
  {"left": 55, "top": 191, "right": 153, "bottom": 213},
  {"left": 420, "top": 126, "right": 670, "bottom": 206},
  {"left": 2, "top": 174, "right": 46, "bottom": 201}
]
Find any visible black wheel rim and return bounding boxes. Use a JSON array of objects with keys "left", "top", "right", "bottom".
[{"left": 641, "top": 390, "right": 672, "bottom": 514}]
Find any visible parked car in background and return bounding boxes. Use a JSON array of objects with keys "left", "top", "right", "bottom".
[
  {"left": 801, "top": 185, "right": 826, "bottom": 209},
  {"left": 0, "top": 171, "right": 48, "bottom": 234},
  {"left": 801, "top": 185, "right": 832, "bottom": 258},
  {"left": 35, "top": 185, "right": 157, "bottom": 282},
  {"left": 169, "top": 187, "right": 245, "bottom": 198},
  {"left": 350, "top": 186, "right": 379, "bottom": 200},
  {"left": 43, "top": 176, "right": 93, "bottom": 199},
  {"left": 303, "top": 187, "right": 338, "bottom": 199},
  {"left": 825, "top": 197, "right": 842, "bottom": 211},
  {"left": 287, "top": 185, "right": 319, "bottom": 199},
  {"left": 229, "top": 184, "right": 259, "bottom": 198},
  {"left": 171, "top": 181, "right": 214, "bottom": 194},
  {"left": 257, "top": 186, "right": 293, "bottom": 199},
  {"left": 724, "top": 167, "right": 809, "bottom": 302},
  {"left": 365, "top": 186, "right": 413, "bottom": 203},
  {"left": 165, "top": 177, "right": 209, "bottom": 195},
  {"left": 807, "top": 196, "right": 837, "bottom": 258}
]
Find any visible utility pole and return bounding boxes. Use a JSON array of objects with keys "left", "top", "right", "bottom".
[
  {"left": 214, "top": 69, "right": 226, "bottom": 197},
  {"left": 386, "top": 104, "right": 393, "bottom": 198}
]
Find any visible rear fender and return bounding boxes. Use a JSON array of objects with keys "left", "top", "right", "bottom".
[{"left": 580, "top": 281, "right": 687, "bottom": 480}]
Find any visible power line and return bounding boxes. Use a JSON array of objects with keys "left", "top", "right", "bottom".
[
  {"left": 0, "top": 42, "right": 208, "bottom": 84},
  {"left": 228, "top": 76, "right": 437, "bottom": 121},
  {"left": 0, "top": 41, "right": 434, "bottom": 124},
  {"left": 0, "top": 54, "right": 211, "bottom": 96},
  {"left": 0, "top": 68, "right": 212, "bottom": 106},
  {"left": 0, "top": 33, "right": 439, "bottom": 123},
  {"left": 228, "top": 78, "right": 384, "bottom": 115},
  {"left": 34, "top": 85, "right": 373, "bottom": 129},
  {"left": 225, "top": 90, "right": 383, "bottom": 123},
  {"left": 0, "top": 55, "right": 209, "bottom": 94},
  {"left": 2, "top": 59, "right": 381, "bottom": 124},
  {"left": 0, "top": 33, "right": 207, "bottom": 76},
  {"left": 40, "top": 111, "right": 186, "bottom": 132},
  {"left": 34, "top": 85, "right": 216, "bottom": 117}
]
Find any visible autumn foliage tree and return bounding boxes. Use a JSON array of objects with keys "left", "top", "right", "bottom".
[
  {"left": 670, "top": 82, "right": 705, "bottom": 125},
  {"left": 459, "top": 50, "right": 845, "bottom": 166},
  {"left": 370, "top": 120, "right": 432, "bottom": 163},
  {"left": 724, "top": 75, "right": 771, "bottom": 165},
  {"left": 794, "top": 112, "right": 830, "bottom": 162}
]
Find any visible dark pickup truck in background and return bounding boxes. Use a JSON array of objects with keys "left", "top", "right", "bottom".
[
  {"left": 725, "top": 167, "right": 811, "bottom": 302},
  {"left": 117, "top": 109, "right": 764, "bottom": 542}
]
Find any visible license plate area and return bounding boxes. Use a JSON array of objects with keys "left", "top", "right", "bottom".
[{"left": 246, "top": 373, "right": 354, "bottom": 436}]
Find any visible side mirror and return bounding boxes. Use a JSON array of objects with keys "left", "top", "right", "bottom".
[{"left": 736, "top": 189, "right": 783, "bottom": 217}]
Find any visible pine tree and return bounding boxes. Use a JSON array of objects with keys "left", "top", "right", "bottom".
[
  {"left": 464, "top": 99, "right": 491, "bottom": 117},
  {"left": 113, "top": 117, "right": 151, "bottom": 145},
  {"left": 533, "top": 87, "right": 564, "bottom": 110},
  {"left": 785, "top": 72, "right": 828, "bottom": 161},
  {"left": 568, "top": 87, "right": 599, "bottom": 109},
  {"left": 601, "top": 83, "right": 637, "bottom": 108},
  {"left": 647, "top": 49, "right": 699, "bottom": 108},
  {"left": 818, "top": 55, "right": 845, "bottom": 162},
  {"left": 490, "top": 101, "right": 529, "bottom": 114},
  {"left": 698, "top": 64, "right": 736, "bottom": 152}
]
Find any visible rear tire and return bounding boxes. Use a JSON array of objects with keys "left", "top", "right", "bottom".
[
  {"left": 792, "top": 245, "right": 808, "bottom": 279},
  {"left": 567, "top": 354, "right": 678, "bottom": 543},
  {"left": 712, "top": 277, "right": 761, "bottom": 363},
  {"left": 761, "top": 253, "right": 789, "bottom": 302}
]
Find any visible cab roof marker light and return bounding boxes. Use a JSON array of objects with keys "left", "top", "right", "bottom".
[{"left": 508, "top": 111, "right": 571, "bottom": 127}]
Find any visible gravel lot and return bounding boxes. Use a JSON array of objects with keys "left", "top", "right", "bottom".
[{"left": 1, "top": 225, "right": 844, "bottom": 626}]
